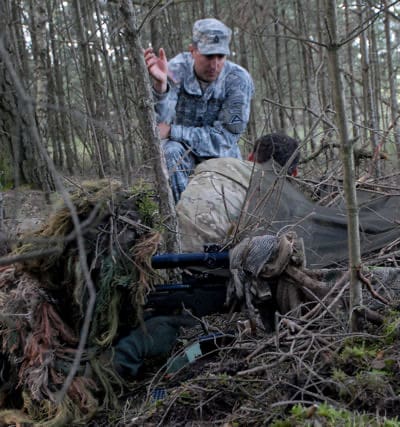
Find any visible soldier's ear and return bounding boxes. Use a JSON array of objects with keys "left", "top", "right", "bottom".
[{"left": 189, "top": 44, "right": 199, "bottom": 58}]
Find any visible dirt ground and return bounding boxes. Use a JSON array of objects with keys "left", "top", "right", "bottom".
[{"left": 1, "top": 188, "right": 52, "bottom": 237}]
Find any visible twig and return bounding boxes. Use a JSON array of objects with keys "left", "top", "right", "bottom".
[{"left": 358, "top": 269, "right": 390, "bottom": 306}]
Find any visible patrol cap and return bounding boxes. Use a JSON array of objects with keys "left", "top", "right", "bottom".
[{"left": 192, "top": 18, "right": 232, "bottom": 56}]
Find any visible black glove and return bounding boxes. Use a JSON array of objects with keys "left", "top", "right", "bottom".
[{"left": 113, "top": 315, "right": 196, "bottom": 378}]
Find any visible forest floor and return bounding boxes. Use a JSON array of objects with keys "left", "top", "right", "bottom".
[
  {"left": 1, "top": 186, "right": 400, "bottom": 427},
  {"left": 1, "top": 188, "right": 52, "bottom": 237}
]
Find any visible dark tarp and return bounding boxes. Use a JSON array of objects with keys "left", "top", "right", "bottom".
[{"left": 237, "top": 162, "right": 400, "bottom": 269}]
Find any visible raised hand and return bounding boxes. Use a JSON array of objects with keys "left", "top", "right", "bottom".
[{"left": 144, "top": 47, "right": 168, "bottom": 93}]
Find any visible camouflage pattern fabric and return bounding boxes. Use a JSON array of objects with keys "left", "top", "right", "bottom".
[
  {"left": 154, "top": 52, "right": 254, "bottom": 157},
  {"left": 192, "top": 18, "right": 231, "bottom": 55},
  {"left": 153, "top": 52, "right": 254, "bottom": 202},
  {"left": 176, "top": 157, "right": 256, "bottom": 252}
]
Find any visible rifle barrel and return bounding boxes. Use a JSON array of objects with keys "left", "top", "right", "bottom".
[{"left": 151, "top": 251, "right": 229, "bottom": 269}]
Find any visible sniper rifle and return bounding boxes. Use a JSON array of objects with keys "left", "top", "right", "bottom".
[{"left": 146, "top": 246, "right": 231, "bottom": 317}]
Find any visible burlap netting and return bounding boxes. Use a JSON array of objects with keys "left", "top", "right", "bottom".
[
  {"left": 228, "top": 234, "right": 294, "bottom": 302},
  {"left": 0, "top": 181, "right": 161, "bottom": 426}
]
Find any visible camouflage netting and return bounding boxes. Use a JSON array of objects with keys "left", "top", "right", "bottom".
[{"left": 0, "top": 181, "right": 162, "bottom": 426}]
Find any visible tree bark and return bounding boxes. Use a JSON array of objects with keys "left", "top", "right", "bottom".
[
  {"left": 273, "top": 0, "right": 285, "bottom": 132},
  {"left": 384, "top": 0, "right": 400, "bottom": 166},
  {"left": 358, "top": 4, "right": 380, "bottom": 176},
  {"left": 119, "top": 0, "right": 179, "bottom": 254},
  {"left": 30, "top": 0, "right": 49, "bottom": 150},
  {"left": 72, "top": 0, "right": 107, "bottom": 178},
  {"left": 343, "top": 0, "right": 359, "bottom": 141},
  {"left": 47, "top": 0, "right": 75, "bottom": 173},
  {"left": 0, "top": 0, "right": 54, "bottom": 191},
  {"left": 324, "top": 0, "right": 362, "bottom": 331}
]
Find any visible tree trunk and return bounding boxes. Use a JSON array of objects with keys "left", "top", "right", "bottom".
[
  {"left": 283, "top": 10, "right": 296, "bottom": 134},
  {"left": 149, "top": 8, "right": 163, "bottom": 52},
  {"left": 344, "top": 0, "right": 359, "bottom": 141},
  {"left": 94, "top": 1, "right": 129, "bottom": 185},
  {"left": 384, "top": 0, "right": 400, "bottom": 166},
  {"left": 324, "top": 0, "right": 362, "bottom": 331},
  {"left": 30, "top": 0, "right": 49, "bottom": 150},
  {"left": 274, "top": 0, "right": 285, "bottom": 132},
  {"left": 238, "top": 29, "right": 256, "bottom": 142},
  {"left": 0, "top": 0, "right": 54, "bottom": 191},
  {"left": 47, "top": 0, "right": 75, "bottom": 174},
  {"left": 72, "top": 0, "right": 106, "bottom": 178},
  {"left": 296, "top": 0, "right": 315, "bottom": 151},
  {"left": 358, "top": 4, "right": 380, "bottom": 176},
  {"left": 119, "top": 0, "right": 179, "bottom": 254}
]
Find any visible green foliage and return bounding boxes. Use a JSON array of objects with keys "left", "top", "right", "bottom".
[
  {"left": 89, "top": 254, "right": 139, "bottom": 346},
  {"left": 382, "top": 313, "right": 400, "bottom": 344},
  {"left": 354, "top": 369, "right": 390, "bottom": 395},
  {"left": 271, "top": 402, "right": 400, "bottom": 427},
  {"left": 332, "top": 368, "right": 347, "bottom": 382},
  {"left": 384, "top": 358, "right": 396, "bottom": 370},
  {"left": 0, "top": 166, "right": 13, "bottom": 189},
  {"left": 333, "top": 342, "right": 392, "bottom": 403},
  {"left": 332, "top": 368, "right": 351, "bottom": 398},
  {"left": 339, "top": 343, "right": 377, "bottom": 365},
  {"left": 130, "top": 182, "right": 159, "bottom": 228},
  {"left": 177, "top": 390, "right": 196, "bottom": 405}
]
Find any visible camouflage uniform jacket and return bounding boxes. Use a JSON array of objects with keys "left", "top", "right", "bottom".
[
  {"left": 153, "top": 52, "right": 254, "bottom": 159},
  {"left": 176, "top": 157, "right": 258, "bottom": 252}
]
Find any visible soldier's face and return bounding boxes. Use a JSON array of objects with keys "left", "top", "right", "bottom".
[{"left": 190, "top": 46, "right": 226, "bottom": 82}]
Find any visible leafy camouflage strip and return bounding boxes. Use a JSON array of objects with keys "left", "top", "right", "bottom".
[{"left": 0, "top": 181, "right": 160, "bottom": 425}]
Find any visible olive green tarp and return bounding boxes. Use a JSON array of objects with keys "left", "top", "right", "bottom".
[{"left": 235, "top": 162, "right": 400, "bottom": 269}]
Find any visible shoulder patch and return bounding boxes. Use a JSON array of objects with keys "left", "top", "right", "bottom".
[{"left": 230, "top": 115, "right": 242, "bottom": 124}]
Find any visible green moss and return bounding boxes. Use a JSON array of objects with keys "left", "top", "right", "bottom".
[
  {"left": 332, "top": 368, "right": 351, "bottom": 398},
  {"left": 384, "top": 359, "right": 396, "bottom": 370},
  {"left": 130, "top": 182, "right": 159, "bottom": 228},
  {"left": 271, "top": 403, "right": 400, "bottom": 427},
  {"left": 0, "top": 169, "right": 13, "bottom": 189},
  {"left": 332, "top": 368, "right": 347, "bottom": 382},
  {"left": 339, "top": 343, "right": 377, "bottom": 364},
  {"left": 354, "top": 369, "right": 389, "bottom": 394},
  {"left": 382, "top": 314, "right": 400, "bottom": 344}
]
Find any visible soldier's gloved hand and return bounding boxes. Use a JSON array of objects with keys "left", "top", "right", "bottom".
[{"left": 112, "top": 315, "right": 196, "bottom": 378}]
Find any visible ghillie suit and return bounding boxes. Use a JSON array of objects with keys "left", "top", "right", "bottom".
[{"left": 0, "top": 181, "right": 161, "bottom": 426}]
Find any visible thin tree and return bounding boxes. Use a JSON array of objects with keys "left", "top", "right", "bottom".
[
  {"left": 29, "top": 0, "right": 48, "bottom": 150},
  {"left": 384, "top": 0, "right": 400, "bottom": 165},
  {"left": 358, "top": 3, "right": 380, "bottom": 176},
  {"left": 0, "top": 0, "right": 54, "bottom": 192},
  {"left": 119, "top": 0, "right": 179, "bottom": 254},
  {"left": 343, "top": 0, "right": 359, "bottom": 141},
  {"left": 324, "top": 0, "right": 362, "bottom": 331}
]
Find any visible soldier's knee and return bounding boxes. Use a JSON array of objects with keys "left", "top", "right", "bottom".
[{"left": 162, "top": 140, "right": 186, "bottom": 160}]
